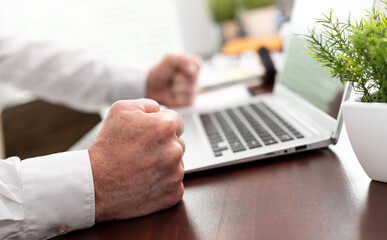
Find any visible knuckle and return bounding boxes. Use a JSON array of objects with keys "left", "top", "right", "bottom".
[
  {"left": 162, "top": 183, "right": 184, "bottom": 208},
  {"left": 140, "top": 98, "right": 156, "bottom": 104},
  {"left": 110, "top": 100, "right": 125, "bottom": 114},
  {"left": 157, "top": 141, "right": 183, "bottom": 170},
  {"left": 176, "top": 144, "right": 184, "bottom": 162},
  {"left": 168, "top": 142, "right": 184, "bottom": 166},
  {"left": 176, "top": 165, "right": 185, "bottom": 182},
  {"left": 175, "top": 183, "right": 184, "bottom": 200},
  {"left": 159, "top": 117, "right": 176, "bottom": 136},
  {"left": 179, "top": 139, "right": 186, "bottom": 154},
  {"left": 172, "top": 165, "right": 185, "bottom": 188},
  {"left": 139, "top": 98, "right": 159, "bottom": 108},
  {"left": 165, "top": 54, "right": 176, "bottom": 62},
  {"left": 111, "top": 99, "right": 148, "bottom": 114}
]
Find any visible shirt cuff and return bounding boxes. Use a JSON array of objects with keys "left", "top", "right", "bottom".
[
  {"left": 109, "top": 65, "right": 149, "bottom": 103},
  {"left": 21, "top": 149, "right": 95, "bottom": 240}
]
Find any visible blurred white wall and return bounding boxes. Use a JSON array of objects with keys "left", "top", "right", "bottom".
[
  {"left": 0, "top": 0, "right": 184, "bottom": 109},
  {"left": 174, "top": 0, "right": 220, "bottom": 57},
  {"left": 0, "top": 113, "right": 4, "bottom": 158}
]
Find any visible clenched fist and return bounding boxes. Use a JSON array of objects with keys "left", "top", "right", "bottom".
[
  {"left": 88, "top": 99, "right": 185, "bottom": 222},
  {"left": 146, "top": 54, "right": 201, "bottom": 107}
]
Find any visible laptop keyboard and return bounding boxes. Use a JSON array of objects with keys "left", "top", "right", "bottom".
[{"left": 200, "top": 102, "right": 304, "bottom": 157}]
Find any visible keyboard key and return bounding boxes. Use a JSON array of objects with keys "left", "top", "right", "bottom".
[
  {"left": 214, "top": 112, "right": 246, "bottom": 153},
  {"left": 229, "top": 140, "right": 246, "bottom": 152},
  {"left": 246, "top": 139, "right": 261, "bottom": 148},
  {"left": 250, "top": 104, "right": 295, "bottom": 142},
  {"left": 226, "top": 109, "right": 262, "bottom": 149},
  {"left": 238, "top": 107, "right": 278, "bottom": 145},
  {"left": 214, "top": 151, "right": 223, "bottom": 157},
  {"left": 200, "top": 114, "right": 228, "bottom": 157},
  {"left": 260, "top": 102, "right": 304, "bottom": 139}
]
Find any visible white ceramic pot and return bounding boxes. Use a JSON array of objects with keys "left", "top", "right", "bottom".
[{"left": 342, "top": 99, "right": 387, "bottom": 183}]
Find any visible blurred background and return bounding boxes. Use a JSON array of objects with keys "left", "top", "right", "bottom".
[
  {"left": 0, "top": 0, "right": 294, "bottom": 106},
  {"left": 0, "top": 0, "right": 294, "bottom": 158}
]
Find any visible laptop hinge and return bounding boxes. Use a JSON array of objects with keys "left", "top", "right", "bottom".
[{"left": 330, "top": 83, "right": 352, "bottom": 145}]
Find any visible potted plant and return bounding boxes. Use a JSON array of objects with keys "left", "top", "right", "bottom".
[
  {"left": 207, "top": 0, "right": 275, "bottom": 41},
  {"left": 304, "top": 2, "right": 387, "bottom": 182}
]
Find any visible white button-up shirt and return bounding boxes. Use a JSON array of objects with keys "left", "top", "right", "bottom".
[{"left": 0, "top": 35, "right": 148, "bottom": 239}]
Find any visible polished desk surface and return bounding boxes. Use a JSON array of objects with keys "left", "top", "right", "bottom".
[{"left": 54, "top": 122, "right": 387, "bottom": 240}]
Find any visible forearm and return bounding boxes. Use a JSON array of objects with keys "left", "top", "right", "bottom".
[{"left": 0, "top": 35, "right": 147, "bottom": 112}]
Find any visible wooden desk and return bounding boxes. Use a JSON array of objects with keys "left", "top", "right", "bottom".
[
  {"left": 55, "top": 125, "right": 387, "bottom": 240},
  {"left": 3, "top": 88, "right": 385, "bottom": 240}
]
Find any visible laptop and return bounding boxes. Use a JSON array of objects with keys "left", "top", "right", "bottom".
[
  {"left": 179, "top": 0, "right": 375, "bottom": 173},
  {"left": 70, "top": 0, "right": 375, "bottom": 173}
]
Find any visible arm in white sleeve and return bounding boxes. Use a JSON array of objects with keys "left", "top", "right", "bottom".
[
  {"left": 0, "top": 150, "right": 95, "bottom": 240},
  {"left": 0, "top": 35, "right": 148, "bottom": 112}
]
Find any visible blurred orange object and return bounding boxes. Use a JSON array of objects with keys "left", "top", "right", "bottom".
[{"left": 222, "top": 35, "right": 283, "bottom": 55}]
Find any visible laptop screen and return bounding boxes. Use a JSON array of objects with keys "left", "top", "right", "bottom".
[{"left": 277, "top": 0, "right": 375, "bottom": 119}]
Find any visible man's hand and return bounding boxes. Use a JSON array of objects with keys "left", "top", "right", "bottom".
[
  {"left": 88, "top": 99, "right": 185, "bottom": 222},
  {"left": 146, "top": 54, "right": 201, "bottom": 107}
]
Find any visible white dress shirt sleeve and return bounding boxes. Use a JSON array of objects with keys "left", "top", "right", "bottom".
[
  {"left": 0, "top": 149, "right": 95, "bottom": 240},
  {"left": 0, "top": 35, "right": 149, "bottom": 113},
  {"left": 0, "top": 35, "right": 150, "bottom": 239}
]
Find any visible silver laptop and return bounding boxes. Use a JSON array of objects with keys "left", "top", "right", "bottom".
[
  {"left": 70, "top": 0, "right": 375, "bottom": 173},
  {"left": 180, "top": 0, "right": 375, "bottom": 173}
]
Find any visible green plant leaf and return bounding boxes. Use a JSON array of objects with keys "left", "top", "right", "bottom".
[{"left": 304, "top": 0, "right": 387, "bottom": 103}]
